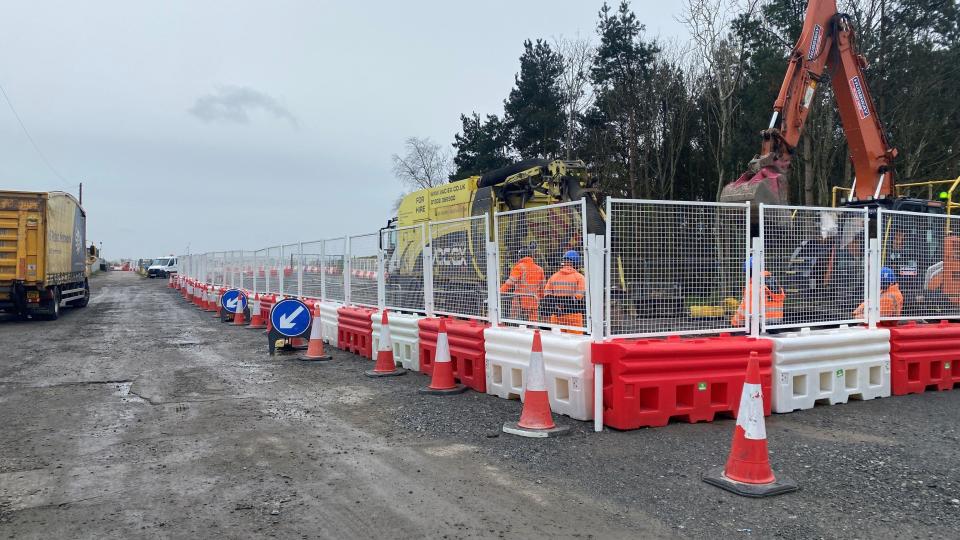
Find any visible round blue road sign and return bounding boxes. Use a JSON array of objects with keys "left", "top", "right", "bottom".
[
  {"left": 220, "top": 289, "right": 247, "bottom": 314},
  {"left": 270, "top": 298, "right": 311, "bottom": 337}
]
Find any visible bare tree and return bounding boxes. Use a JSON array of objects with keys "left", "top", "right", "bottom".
[
  {"left": 554, "top": 34, "right": 595, "bottom": 160},
  {"left": 681, "top": 0, "right": 760, "bottom": 200},
  {"left": 391, "top": 136, "right": 453, "bottom": 191}
]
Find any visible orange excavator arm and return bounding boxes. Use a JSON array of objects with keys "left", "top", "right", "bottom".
[{"left": 721, "top": 0, "right": 898, "bottom": 207}]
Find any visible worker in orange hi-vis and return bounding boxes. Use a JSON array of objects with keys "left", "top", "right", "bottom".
[
  {"left": 732, "top": 257, "right": 785, "bottom": 328},
  {"left": 544, "top": 250, "right": 587, "bottom": 331},
  {"left": 854, "top": 266, "right": 903, "bottom": 323},
  {"left": 500, "top": 242, "right": 545, "bottom": 322}
]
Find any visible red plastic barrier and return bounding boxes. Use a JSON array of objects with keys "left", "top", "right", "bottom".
[
  {"left": 418, "top": 318, "right": 489, "bottom": 392},
  {"left": 592, "top": 335, "right": 773, "bottom": 430},
  {"left": 338, "top": 306, "right": 376, "bottom": 358},
  {"left": 889, "top": 321, "right": 960, "bottom": 395}
]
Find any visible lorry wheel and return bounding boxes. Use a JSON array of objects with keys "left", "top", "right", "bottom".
[{"left": 45, "top": 288, "right": 61, "bottom": 320}]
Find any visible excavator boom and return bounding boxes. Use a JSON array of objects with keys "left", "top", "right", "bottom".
[{"left": 721, "top": 0, "right": 897, "bottom": 210}]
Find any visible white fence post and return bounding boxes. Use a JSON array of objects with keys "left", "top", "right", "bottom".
[
  {"left": 485, "top": 237, "right": 500, "bottom": 326},
  {"left": 319, "top": 240, "right": 326, "bottom": 302},
  {"left": 377, "top": 240, "right": 386, "bottom": 311},
  {"left": 868, "top": 236, "right": 880, "bottom": 329},
  {"left": 297, "top": 242, "right": 304, "bottom": 297},
  {"left": 344, "top": 236, "right": 352, "bottom": 305},
  {"left": 588, "top": 232, "right": 605, "bottom": 433},
  {"left": 751, "top": 236, "right": 762, "bottom": 338},
  {"left": 423, "top": 242, "right": 435, "bottom": 317}
]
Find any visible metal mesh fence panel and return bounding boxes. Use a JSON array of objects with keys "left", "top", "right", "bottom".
[
  {"left": 877, "top": 208, "right": 960, "bottom": 322},
  {"left": 430, "top": 215, "right": 489, "bottom": 320},
  {"left": 381, "top": 224, "right": 426, "bottom": 313},
  {"left": 301, "top": 240, "right": 324, "bottom": 299},
  {"left": 265, "top": 246, "right": 282, "bottom": 294},
  {"left": 323, "top": 237, "right": 346, "bottom": 302},
  {"left": 760, "top": 204, "right": 868, "bottom": 330},
  {"left": 348, "top": 232, "right": 379, "bottom": 307},
  {"left": 239, "top": 251, "right": 254, "bottom": 291},
  {"left": 606, "top": 199, "right": 750, "bottom": 338},
  {"left": 281, "top": 243, "right": 299, "bottom": 296},
  {"left": 495, "top": 201, "right": 588, "bottom": 332},
  {"left": 253, "top": 249, "right": 267, "bottom": 294}
]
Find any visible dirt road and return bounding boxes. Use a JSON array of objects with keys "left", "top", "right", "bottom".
[{"left": 1, "top": 272, "right": 958, "bottom": 539}]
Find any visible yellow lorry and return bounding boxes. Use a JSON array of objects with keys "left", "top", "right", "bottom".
[{"left": 0, "top": 190, "right": 90, "bottom": 319}]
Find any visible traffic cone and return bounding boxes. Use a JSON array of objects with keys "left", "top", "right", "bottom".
[
  {"left": 300, "top": 303, "right": 331, "bottom": 361},
  {"left": 365, "top": 310, "right": 405, "bottom": 377},
  {"left": 168, "top": 275, "right": 174, "bottom": 288},
  {"left": 502, "top": 330, "right": 568, "bottom": 437},
  {"left": 204, "top": 288, "right": 217, "bottom": 312},
  {"left": 213, "top": 289, "right": 223, "bottom": 318},
  {"left": 703, "top": 352, "right": 798, "bottom": 497},
  {"left": 247, "top": 294, "right": 266, "bottom": 329},
  {"left": 232, "top": 293, "right": 247, "bottom": 326},
  {"left": 419, "top": 319, "right": 466, "bottom": 395}
]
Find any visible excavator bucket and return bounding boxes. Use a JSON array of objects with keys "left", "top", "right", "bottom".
[{"left": 719, "top": 165, "right": 791, "bottom": 216}]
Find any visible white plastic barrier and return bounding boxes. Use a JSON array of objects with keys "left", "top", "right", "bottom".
[
  {"left": 319, "top": 301, "right": 342, "bottom": 345},
  {"left": 371, "top": 311, "right": 423, "bottom": 371},
  {"left": 769, "top": 326, "right": 890, "bottom": 413},
  {"left": 483, "top": 326, "right": 594, "bottom": 421}
]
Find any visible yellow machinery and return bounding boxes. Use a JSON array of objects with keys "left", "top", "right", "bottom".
[{"left": 385, "top": 159, "right": 605, "bottom": 314}]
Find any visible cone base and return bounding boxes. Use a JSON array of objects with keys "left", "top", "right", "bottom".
[
  {"left": 247, "top": 324, "right": 266, "bottom": 329},
  {"left": 282, "top": 343, "right": 308, "bottom": 351},
  {"left": 300, "top": 354, "right": 332, "bottom": 362},
  {"left": 702, "top": 468, "right": 798, "bottom": 498},
  {"left": 419, "top": 384, "right": 467, "bottom": 395},
  {"left": 364, "top": 369, "right": 405, "bottom": 378},
  {"left": 502, "top": 422, "right": 570, "bottom": 438}
]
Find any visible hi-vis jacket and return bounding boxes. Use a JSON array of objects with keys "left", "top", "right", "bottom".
[{"left": 732, "top": 271, "right": 785, "bottom": 327}]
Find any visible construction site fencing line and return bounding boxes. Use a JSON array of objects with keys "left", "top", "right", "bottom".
[
  {"left": 604, "top": 198, "right": 751, "bottom": 339},
  {"left": 300, "top": 239, "right": 324, "bottom": 299},
  {"left": 876, "top": 208, "right": 960, "bottom": 322},
  {"left": 323, "top": 237, "right": 346, "bottom": 303},
  {"left": 381, "top": 223, "right": 427, "bottom": 314},
  {"left": 281, "top": 242, "right": 300, "bottom": 296},
  {"left": 429, "top": 215, "right": 490, "bottom": 321},
  {"left": 494, "top": 200, "right": 589, "bottom": 333},
  {"left": 348, "top": 232, "right": 380, "bottom": 308},
  {"left": 760, "top": 204, "right": 869, "bottom": 331}
]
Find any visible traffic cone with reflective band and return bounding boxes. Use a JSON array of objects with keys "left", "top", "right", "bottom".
[
  {"left": 502, "top": 330, "right": 569, "bottom": 438},
  {"left": 247, "top": 294, "right": 266, "bottom": 329},
  {"left": 300, "top": 303, "right": 331, "bottom": 361},
  {"left": 232, "top": 293, "right": 247, "bottom": 326},
  {"left": 168, "top": 274, "right": 174, "bottom": 288},
  {"left": 703, "top": 352, "right": 798, "bottom": 497},
  {"left": 419, "top": 319, "right": 466, "bottom": 395},
  {"left": 204, "top": 288, "right": 217, "bottom": 312},
  {"left": 365, "top": 310, "right": 405, "bottom": 377},
  {"left": 213, "top": 289, "right": 224, "bottom": 318},
  {"left": 194, "top": 285, "right": 204, "bottom": 308}
]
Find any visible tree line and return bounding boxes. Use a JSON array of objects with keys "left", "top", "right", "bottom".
[{"left": 392, "top": 0, "right": 959, "bottom": 207}]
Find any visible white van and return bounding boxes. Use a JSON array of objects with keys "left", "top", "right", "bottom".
[{"left": 147, "top": 256, "right": 178, "bottom": 278}]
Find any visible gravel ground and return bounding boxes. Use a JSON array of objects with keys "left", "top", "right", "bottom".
[{"left": 1, "top": 271, "right": 958, "bottom": 539}]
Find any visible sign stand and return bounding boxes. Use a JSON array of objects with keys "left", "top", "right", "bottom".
[{"left": 219, "top": 289, "right": 248, "bottom": 323}]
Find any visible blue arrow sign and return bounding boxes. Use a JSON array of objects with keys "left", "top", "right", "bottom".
[
  {"left": 270, "top": 298, "right": 311, "bottom": 337},
  {"left": 220, "top": 289, "right": 247, "bottom": 314}
]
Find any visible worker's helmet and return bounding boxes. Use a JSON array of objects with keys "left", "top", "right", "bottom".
[
  {"left": 562, "top": 250, "right": 581, "bottom": 265},
  {"left": 517, "top": 241, "right": 537, "bottom": 260},
  {"left": 940, "top": 191, "right": 950, "bottom": 200},
  {"left": 880, "top": 266, "right": 896, "bottom": 287}
]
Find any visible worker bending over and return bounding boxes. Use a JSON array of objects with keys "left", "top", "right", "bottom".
[
  {"left": 544, "top": 250, "right": 586, "bottom": 330},
  {"left": 732, "top": 257, "right": 785, "bottom": 328},
  {"left": 854, "top": 266, "right": 903, "bottom": 321},
  {"left": 500, "top": 242, "right": 545, "bottom": 322}
]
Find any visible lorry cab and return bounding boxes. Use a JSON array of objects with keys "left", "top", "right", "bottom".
[{"left": 147, "top": 256, "right": 178, "bottom": 278}]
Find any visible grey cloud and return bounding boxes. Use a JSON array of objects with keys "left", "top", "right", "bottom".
[{"left": 189, "top": 85, "right": 298, "bottom": 127}]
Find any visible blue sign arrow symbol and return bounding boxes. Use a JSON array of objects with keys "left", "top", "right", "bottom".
[{"left": 278, "top": 305, "right": 305, "bottom": 330}]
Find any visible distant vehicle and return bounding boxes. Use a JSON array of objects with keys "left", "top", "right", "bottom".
[
  {"left": 147, "top": 256, "right": 178, "bottom": 278},
  {"left": 0, "top": 190, "right": 90, "bottom": 319}
]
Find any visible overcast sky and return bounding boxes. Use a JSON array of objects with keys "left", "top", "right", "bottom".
[{"left": 0, "top": 1, "right": 686, "bottom": 259}]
